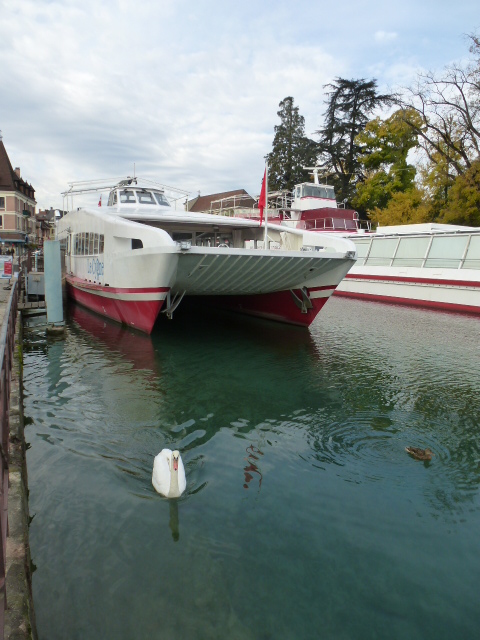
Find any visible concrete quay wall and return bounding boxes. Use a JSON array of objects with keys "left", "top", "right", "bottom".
[{"left": 1, "top": 278, "right": 37, "bottom": 639}]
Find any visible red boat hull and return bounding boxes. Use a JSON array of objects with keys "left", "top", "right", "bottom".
[
  {"left": 206, "top": 285, "right": 337, "bottom": 327},
  {"left": 66, "top": 276, "right": 168, "bottom": 334}
]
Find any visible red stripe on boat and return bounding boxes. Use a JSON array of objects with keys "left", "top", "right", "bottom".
[{"left": 335, "top": 290, "right": 480, "bottom": 316}]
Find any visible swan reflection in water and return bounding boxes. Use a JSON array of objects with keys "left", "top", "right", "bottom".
[
  {"left": 169, "top": 501, "right": 180, "bottom": 542},
  {"left": 243, "top": 445, "right": 264, "bottom": 491}
]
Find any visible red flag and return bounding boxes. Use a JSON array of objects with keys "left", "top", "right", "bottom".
[
  {"left": 258, "top": 169, "right": 266, "bottom": 225},
  {"left": 98, "top": 194, "right": 102, "bottom": 207}
]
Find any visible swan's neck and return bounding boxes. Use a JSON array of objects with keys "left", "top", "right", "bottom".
[{"left": 169, "top": 465, "right": 179, "bottom": 497}]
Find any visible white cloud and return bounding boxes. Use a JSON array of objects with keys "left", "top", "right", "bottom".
[{"left": 374, "top": 30, "right": 398, "bottom": 44}]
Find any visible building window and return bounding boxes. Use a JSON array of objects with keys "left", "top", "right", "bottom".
[
  {"left": 0, "top": 216, "right": 2, "bottom": 227},
  {"left": 0, "top": 197, "right": 4, "bottom": 209}
]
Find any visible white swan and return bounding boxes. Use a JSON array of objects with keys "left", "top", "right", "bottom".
[{"left": 152, "top": 449, "right": 186, "bottom": 498}]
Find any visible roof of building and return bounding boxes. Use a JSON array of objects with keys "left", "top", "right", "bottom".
[
  {"left": 0, "top": 139, "right": 36, "bottom": 200},
  {"left": 187, "top": 189, "right": 256, "bottom": 212}
]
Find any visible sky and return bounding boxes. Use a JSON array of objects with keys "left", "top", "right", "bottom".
[{"left": 0, "top": 0, "right": 479, "bottom": 209}]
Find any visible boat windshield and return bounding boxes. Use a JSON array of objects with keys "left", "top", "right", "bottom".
[
  {"left": 117, "top": 188, "right": 170, "bottom": 206},
  {"left": 120, "top": 189, "right": 137, "bottom": 203},
  {"left": 137, "top": 190, "right": 156, "bottom": 205},
  {"left": 154, "top": 192, "right": 170, "bottom": 207},
  {"left": 301, "top": 185, "right": 335, "bottom": 199}
]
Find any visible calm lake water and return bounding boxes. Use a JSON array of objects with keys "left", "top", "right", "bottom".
[{"left": 23, "top": 298, "right": 480, "bottom": 640}]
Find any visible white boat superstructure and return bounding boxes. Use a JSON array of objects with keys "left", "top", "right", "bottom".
[{"left": 57, "top": 177, "right": 357, "bottom": 333}]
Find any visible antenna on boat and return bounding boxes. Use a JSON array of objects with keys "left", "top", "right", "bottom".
[
  {"left": 303, "top": 166, "right": 321, "bottom": 184},
  {"left": 303, "top": 167, "right": 334, "bottom": 185},
  {"left": 134, "top": 163, "right": 136, "bottom": 179}
]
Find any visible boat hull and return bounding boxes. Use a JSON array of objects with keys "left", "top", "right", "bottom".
[
  {"left": 66, "top": 276, "right": 169, "bottom": 333},
  {"left": 335, "top": 271, "right": 480, "bottom": 315},
  {"left": 203, "top": 285, "right": 337, "bottom": 327}
]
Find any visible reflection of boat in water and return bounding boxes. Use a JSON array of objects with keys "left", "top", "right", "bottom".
[
  {"left": 68, "top": 302, "right": 158, "bottom": 373},
  {"left": 58, "top": 177, "right": 357, "bottom": 333}
]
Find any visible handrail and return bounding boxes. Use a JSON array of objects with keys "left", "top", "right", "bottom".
[{"left": 0, "top": 274, "right": 20, "bottom": 638}]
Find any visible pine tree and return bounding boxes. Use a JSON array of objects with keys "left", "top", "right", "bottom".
[
  {"left": 316, "top": 78, "right": 395, "bottom": 205},
  {"left": 266, "top": 97, "right": 317, "bottom": 191}
]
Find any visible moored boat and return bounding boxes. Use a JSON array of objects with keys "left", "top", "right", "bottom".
[
  {"left": 335, "top": 223, "right": 480, "bottom": 315},
  {"left": 216, "top": 168, "right": 480, "bottom": 316},
  {"left": 57, "top": 178, "right": 357, "bottom": 333}
]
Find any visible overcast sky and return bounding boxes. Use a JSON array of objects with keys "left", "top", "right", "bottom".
[{"left": 1, "top": 0, "right": 479, "bottom": 209}]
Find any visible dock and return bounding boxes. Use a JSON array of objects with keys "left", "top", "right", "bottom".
[{"left": 0, "top": 271, "right": 37, "bottom": 639}]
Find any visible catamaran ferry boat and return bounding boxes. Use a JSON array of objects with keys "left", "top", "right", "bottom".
[
  {"left": 57, "top": 178, "right": 357, "bottom": 333},
  {"left": 208, "top": 169, "right": 480, "bottom": 316}
]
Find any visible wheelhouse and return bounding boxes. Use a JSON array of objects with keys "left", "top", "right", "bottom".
[{"left": 107, "top": 187, "right": 170, "bottom": 207}]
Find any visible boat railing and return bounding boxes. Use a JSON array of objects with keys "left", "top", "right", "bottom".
[
  {"left": 208, "top": 194, "right": 257, "bottom": 215},
  {"left": 302, "top": 218, "right": 370, "bottom": 232}
]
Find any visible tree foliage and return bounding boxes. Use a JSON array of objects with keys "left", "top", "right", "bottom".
[
  {"left": 366, "top": 33, "right": 480, "bottom": 227},
  {"left": 401, "top": 33, "right": 480, "bottom": 178},
  {"left": 368, "top": 187, "right": 433, "bottom": 227},
  {"left": 266, "top": 97, "right": 317, "bottom": 191},
  {"left": 352, "top": 108, "right": 421, "bottom": 215},
  {"left": 315, "top": 78, "right": 395, "bottom": 205},
  {"left": 438, "top": 159, "right": 480, "bottom": 226}
]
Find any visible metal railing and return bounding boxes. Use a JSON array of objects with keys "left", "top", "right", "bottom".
[
  {"left": 303, "top": 217, "right": 371, "bottom": 232},
  {"left": 0, "top": 274, "right": 20, "bottom": 637}
]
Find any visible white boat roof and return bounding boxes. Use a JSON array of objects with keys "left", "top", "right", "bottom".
[
  {"left": 375, "top": 223, "right": 478, "bottom": 235},
  {"left": 107, "top": 204, "right": 265, "bottom": 229}
]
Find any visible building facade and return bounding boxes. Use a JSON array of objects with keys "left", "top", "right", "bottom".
[{"left": 0, "top": 133, "right": 36, "bottom": 253}]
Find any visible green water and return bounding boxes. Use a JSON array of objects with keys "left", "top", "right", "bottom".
[{"left": 23, "top": 298, "right": 480, "bottom": 640}]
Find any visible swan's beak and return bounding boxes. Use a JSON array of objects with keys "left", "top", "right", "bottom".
[{"left": 173, "top": 457, "right": 179, "bottom": 471}]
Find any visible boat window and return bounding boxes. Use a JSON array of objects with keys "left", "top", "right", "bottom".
[
  {"left": 94, "top": 233, "right": 99, "bottom": 254},
  {"left": 325, "top": 187, "right": 335, "bottom": 199},
  {"left": 89, "top": 234, "right": 95, "bottom": 255},
  {"left": 462, "top": 235, "right": 480, "bottom": 269},
  {"left": 137, "top": 191, "right": 156, "bottom": 205},
  {"left": 172, "top": 232, "right": 193, "bottom": 242},
  {"left": 120, "top": 189, "right": 137, "bottom": 204},
  {"left": 301, "top": 185, "right": 336, "bottom": 199},
  {"left": 352, "top": 239, "right": 371, "bottom": 266},
  {"left": 424, "top": 235, "right": 468, "bottom": 269},
  {"left": 391, "top": 237, "right": 430, "bottom": 267},
  {"left": 132, "top": 238, "right": 143, "bottom": 250},
  {"left": 365, "top": 237, "right": 399, "bottom": 266},
  {"left": 112, "top": 191, "right": 117, "bottom": 205},
  {"left": 154, "top": 192, "right": 170, "bottom": 207},
  {"left": 108, "top": 193, "right": 113, "bottom": 206},
  {"left": 99, "top": 235, "right": 104, "bottom": 254}
]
